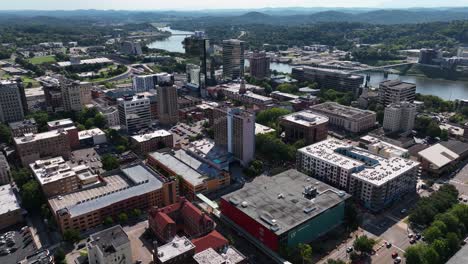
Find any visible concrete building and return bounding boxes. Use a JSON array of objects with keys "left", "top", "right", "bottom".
[
  {"left": 221, "top": 82, "right": 274, "bottom": 109},
  {"left": 153, "top": 236, "right": 196, "bottom": 264},
  {"left": 130, "top": 130, "right": 173, "bottom": 154},
  {"left": 291, "top": 66, "right": 364, "bottom": 97},
  {"left": 117, "top": 95, "right": 152, "bottom": 133},
  {"left": 383, "top": 102, "right": 417, "bottom": 135},
  {"left": 48, "top": 163, "right": 179, "bottom": 233},
  {"left": 98, "top": 106, "right": 120, "bottom": 128},
  {"left": 14, "top": 130, "right": 71, "bottom": 167},
  {"left": 419, "top": 48, "right": 441, "bottom": 65},
  {"left": 249, "top": 52, "right": 270, "bottom": 80},
  {"left": 418, "top": 143, "right": 461, "bottom": 175},
  {"left": 132, "top": 73, "right": 174, "bottom": 92},
  {"left": 148, "top": 149, "right": 230, "bottom": 200},
  {"left": 0, "top": 184, "right": 23, "bottom": 230},
  {"left": 222, "top": 39, "right": 245, "bottom": 80},
  {"left": 297, "top": 139, "right": 419, "bottom": 211},
  {"left": 378, "top": 80, "right": 416, "bottom": 106},
  {"left": 87, "top": 225, "right": 132, "bottom": 264},
  {"left": 213, "top": 107, "right": 255, "bottom": 166},
  {"left": 193, "top": 247, "right": 247, "bottom": 264},
  {"left": 47, "top": 118, "right": 74, "bottom": 130},
  {"left": 221, "top": 169, "right": 350, "bottom": 251},
  {"left": 157, "top": 85, "right": 179, "bottom": 125},
  {"left": 121, "top": 40, "right": 142, "bottom": 55},
  {"left": 61, "top": 79, "right": 83, "bottom": 112},
  {"left": 310, "top": 102, "right": 376, "bottom": 133},
  {"left": 30, "top": 156, "right": 99, "bottom": 198},
  {"left": 39, "top": 76, "right": 64, "bottom": 112},
  {"left": 78, "top": 128, "right": 107, "bottom": 146},
  {"left": 9, "top": 119, "right": 38, "bottom": 137},
  {"left": 79, "top": 82, "right": 93, "bottom": 105},
  {"left": 25, "top": 87, "right": 46, "bottom": 111},
  {"left": 0, "top": 80, "right": 26, "bottom": 123},
  {"left": 0, "top": 153, "right": 11, "bottom": 185},
  {"left": 279, "top": 110, "right": 329, "bottom": 145},
  {"left": 360, "top": 135, "right": 410, "bottom": 158}
]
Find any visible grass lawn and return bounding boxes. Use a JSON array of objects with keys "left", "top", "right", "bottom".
[
  {"left": 28, "top": 56, "right": 56, "bottom": 65},
  {"left": 21, "top": 76, "right": 40, "bottom": 87}
]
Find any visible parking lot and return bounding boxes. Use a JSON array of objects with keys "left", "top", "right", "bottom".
[
  {"left": 70, "top": 147, "right": 104, "bottom": 173},
  {"left": 169, "top": 120, "right": 205, "bottom": 148},
  {"left": 0, "top": 226, "right": 37, "bottom": 263}
]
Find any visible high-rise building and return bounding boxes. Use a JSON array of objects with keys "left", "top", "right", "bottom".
[
  {"left": 183, "top": 32, "right": 214, "bottom": 91},
  {"left": 61, "top": 79, "right": 83, "bottom": 112},
  {"left": 79, "top": 82, "right": 93, "bottom": 105},
  {"left": 117, "top": 95, "right": 151, "bottom": 133},
  {"left": 121, "top": 40, "right": 142, "bottom": 55},
  {"left": 378, "top": 80, "right": 416, "bottom": 106},
  {"left": 249, "top": 51, "right": 270, "bottom": 80},
  {"left": 419, "top": 48, "right": 441, "bottom": 65},
  {"left": 132, "top": 73, "right": 174, "bottom": 92},
  {"left": 222, "top": 39, "right": 245, "bottom": 81},
  {"left": 0, "top": 153, "right": 11, "bottom": 185},
  {"left": 213, "top": 107, "right": 255, "bottom": 166},
  {"left": 186, "top": 64, "right": 201, "bottom": 86},
  {"left": 0, "top": 80, "right": 26, "bottom": 123},
  {"left": 157, "top": 85, "right": 179, "bottom": 125},
  {"left": 39, "top": 76, "right": 64, "bottom": 112},
  {"left": 297, "top": 139, "right": 419, "bottom": 212},
  {"left": 14, "top": 130, "right": 71, "bottom": 167},
  {"left": 383, "top": 102, "right": 417, "bottom": 135},
  {"left": 291, "top": 66, "right": 364, "bottom": 97}
]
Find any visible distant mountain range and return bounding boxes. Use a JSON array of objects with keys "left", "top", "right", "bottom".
[{"left": 1, "top": 8, "right": 468, "bottom": 25}]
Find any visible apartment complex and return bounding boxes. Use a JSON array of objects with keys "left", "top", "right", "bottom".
[
  {"left": 292, "top": 66, "right": 364, "bottom": 97},
  {"left": 130, "top": 130, "right": 174, "bottom": 155},
  {"left": 221, "top": 169, "right": 350, "bottom": 251},
  {"left": 157, "top": 85, "right": 179, "bottom": 125},
  {"left": 14, "top": 130, "right": 71, "bottom": 167},
  {"left": 279, "top": 110, "right": 329, "bottom": 145},
  {"left": 310, "top": 102, "right": 376, "bottom": 133},
  {"left": 213, "top": 107, "right": 255, "bottom": 166},
  {"left": 148, "top": 149, "right": 230, "bottom": 200},
  {"left": 249, "top": 51, "right": 270, "bottom": 80},
  {"left": 0, "top": 153, "right": 11, "bottom": 185},
  {"left": 48, "top": 163, "right": 179, "bottom": 233},
  {"left": 9, "top": 119, "right": 37, "bottom": 137},
  {"left": 117, "top": 95, "right": 152, "bottom": 133},
  {"left": 222, "top": 39, "right": 245, "bottom": 80},
  {"left": 297, "top": 139, "right": 420, "bottom": 211},
  {"left": 87, "top": 225, "right": 132, "bottom": 264},
  {"left": 30, "top": 157, "right": 99, "bottom": 197},
  {"left": 0, "top": 80, "right": 26, "bottom": 123},
  {"left": 383, "top": 102, "right": 417, "bottom": 135},
  {"left": 378, "top": 80, "right": 416, "bottom": 106},
  {"left": 0, "top": 184, "right": 23, "bottom": 230}
]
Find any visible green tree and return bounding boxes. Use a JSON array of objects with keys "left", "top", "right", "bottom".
[
  {"left": 276, "top": 83, "right": 298, "bottom": 94},
  {"left": 405, "top": 244, "right": 426, "bottom": 264},
  {"left": 103, "top": 216, "right": 114, "bottom": 226},
  {"left": 427, "top": 121, "right": 441, "bottom": 138},
  {"left": 446, "top": 232, "right": 460, "bottom": 255},
  {"left": 11, "top": 168, "right": 31, "bottom": 187},
  {"left": 431, "top": 239, "right": 449, "bottom": 261},
  {"left": 54, "top": 248, "right": 66, "bottom": 264},
  {"left": 353, "top": 235, "right": 376, "bottom": 254},
  {"left": 118, "top": 212, "right": 128, "bottom": 223},
  {"left": 297, "top": 243, "right": 313, "bottom": 264},
  {"left": 422, "top": 246, "right": 440, "bottom": 264},
  {"left": 256, "top": 107, "right": 291, "bottom": 127},
  {"left": 63, "top": 229, "right": 80, "bottom": 243},
  {"left": 256, "top": 133, "right": 296, "bottom": 163},
  {"left": 326, "top": 259, "right": 346, "bottom": 264},
  {"left": 440, "top": 129, "right": 449, "bottom": 141},
  {"left": 93, "top": 114, "right": 106, "bottom": 128},
  {"left": 84, "top": 118, "right": 95, "bottom": 129},
  {"left": 102, "top": 154, "right": 119, "bottom": 171},
  {"left": 21, "top": 180, "right": 44, "bottom": 211},
  {"left": 0, "top": 123, "right": 12, "bottom": 144},
  {"left": 130, "top": 208, "right": 142, "bottom": 218}
]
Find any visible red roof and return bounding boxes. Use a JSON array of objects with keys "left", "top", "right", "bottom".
[
  {"left": 191, "top": 230, "right": 228, "bottom": 253},
  {"left": 154, "top": 212, "right": 175, "bottom": 231}
]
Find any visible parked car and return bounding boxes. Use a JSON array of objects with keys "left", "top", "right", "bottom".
[
  {"left": 346, "top": 247, "right": 353, "bottom": 253},
  {"left": 392, "top": 252, "right": 398, "bottom": 259},
  {"left": 394, "top": 256, "right": 402, "bottom": 263}
]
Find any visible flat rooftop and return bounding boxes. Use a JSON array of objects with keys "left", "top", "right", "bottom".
[
  {"left": 47, "top": 118, "right": 74, "bottom": 128},
  {"left": 149, "top": 150, "right": 223, "bottom": 187},
  {"left": 222, "top": 169, "right": 350, "bottom": 235},
  {"left": 49, "top": 164, "right": 164, "bottom": 218},
  {"left": 9, "top": 119, "right": 37, "bottom": 130},
  {"left": 299, "top": 66, "right": 363, "bottom": 79},
  {"left": 281, "top": 110, "right": 329, "bottom": 127},
  {"left": 25, "top": 87, "right": 45, "bottom": 97},
  {"left": 255, "top": 123, "right": 276, "bottom": 135},
  {"left": 380, "top": 79, "right": 416, "bottom": 90},
  {"left": 14, "top": 129, "right": 68, "bottom": 145},
  {"left": 131, "top": 130, "right": 172, "bottom": 143},
  {"left": 78, "top": 128, "right": 105, "bottom": 139},
  {"left": 57, "top": 57, "right": 112, "bottom": 67},
  {"left": 157, "top": 236, "right": 195, "bottom": 263},
  {"left": 0, "top": 184, "right": 21, "bottom": 215},
  {"left": 418, "top": 144, "right": 459, "bottom": 169},
  {"left": 310, "top": 102, "right": 376, "bottom": 120},
  {"left": 88, "top": 225, "right": 129, "bottom": 257},
  {"left": 298, "top": 139, "right": 419, "bottom": 186},
  {"left": 193, "top": 247, "right": 246, "bottom": 264}
]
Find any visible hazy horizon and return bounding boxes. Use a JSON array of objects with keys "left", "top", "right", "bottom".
[{"left": 1, "top": 0, "right": 467, "bottom": 11}]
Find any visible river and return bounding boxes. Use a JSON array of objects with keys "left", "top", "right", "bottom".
[{"left": 149, "top": 27, "right": 468, "bottom": 101}]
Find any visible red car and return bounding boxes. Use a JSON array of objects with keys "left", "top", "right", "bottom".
[{"left": 392, "top": 252, "right": 398, "bottom": 259}]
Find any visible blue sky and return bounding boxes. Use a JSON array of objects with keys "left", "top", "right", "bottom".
[{"left": 1, "top": 0, "right": 467, "bottom": 10}]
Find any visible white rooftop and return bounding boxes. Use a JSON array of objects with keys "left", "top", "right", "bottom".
[
  {"left": 255, "top": 123, "right": 276, "bottom": 135},
  {"left": 57, "top": 57, "right": 112, "bottom": 67},
  {"left": 157, "top": 236, "right": 195, "bottom": 263},
  {"left": 281, "top": 110, "right": 329, "bottom": 127},
  {"left": 193, "top": 247, "right": 246, "bottom": 264},
  {"left": 418, "top": 144, "right": 459, "bottom": 169},
  {"left": 14, "top": 129, "right": 68, "bottom": 145},
  {"left": 78, "top": 128, "right": 105, "bottom": 140},
  {"left": 131, "top": 130, "right": 172, "bottom": 143},
  {"left": 47, "top": 118, "right": 74, "bottom": 128},
  {"left": 0, "top": 184, "right": 21, "bottom": 215},
  {"left": 299, "top": 139, "right": 419, "bottom": 186}
]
